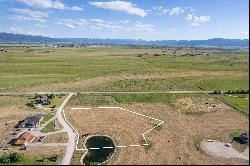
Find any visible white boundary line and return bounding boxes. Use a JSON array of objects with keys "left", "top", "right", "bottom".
[
  {"left": 64, "top": 106, "right": 164, "bottom": 150},
  {"left": 71, "top": 107, "right": 91, "bottom": 110}
]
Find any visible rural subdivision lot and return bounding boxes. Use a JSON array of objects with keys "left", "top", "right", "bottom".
[{"left": 0, "top": 45, "right": 249, "bottom": 165}]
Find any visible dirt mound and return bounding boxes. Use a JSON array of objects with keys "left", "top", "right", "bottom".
[{"left": 176, "top": 97, "right": 228, "bottom": 114}]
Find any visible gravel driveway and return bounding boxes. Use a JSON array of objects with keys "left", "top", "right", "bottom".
[{"left": 201, "top": 140, "right": 249, "bottom": 160}]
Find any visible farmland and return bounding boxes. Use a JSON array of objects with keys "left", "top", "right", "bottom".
[
  {"left": 0, "top": 45, "right": 249, "bottom": 165},
  {"left": 0, "top": 46, "right": 248, "bottom": 93},
  {"left": 65, "top": 93, "right": 249, "bottom": 165}
]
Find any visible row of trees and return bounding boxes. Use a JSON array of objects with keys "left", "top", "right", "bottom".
[{"left": 210, "top": 89, "right": 249, "bottom": 94}]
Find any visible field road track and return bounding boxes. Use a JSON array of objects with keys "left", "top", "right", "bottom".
[
  {"left": 0, "top": 91, "right": 212, "bottom": 96},
  {"left": 55, "top": 92, "right": 76, "bottom": 165}
]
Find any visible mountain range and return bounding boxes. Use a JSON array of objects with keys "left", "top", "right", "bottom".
[{"left": 0, "top": 32, "right": 248, "bottom": 47}]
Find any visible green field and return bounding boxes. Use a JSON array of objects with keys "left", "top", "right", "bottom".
[
  {"left": 0, "top": 46, "right": 248, "bottom": 92},
  {"left": 219, "top": 94, "right": 249, "bottom": 113},
  {"left": 0, "top": 45, "right": 249, "bottom": 111},
  {"left": 41, "top": 118, "right": 62, "bottom": 133}
]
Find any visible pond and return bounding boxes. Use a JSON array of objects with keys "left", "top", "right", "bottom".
[{"left": 82, "top": 135, "right": 115, "bottom": 165}]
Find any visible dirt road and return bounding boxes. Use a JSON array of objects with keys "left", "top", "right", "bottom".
[{"left": 55, "top": 93, "right": 76, "bottom": 165}]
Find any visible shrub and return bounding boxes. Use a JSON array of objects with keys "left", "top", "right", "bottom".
[
  {"left": 9, "top": 153, "right": 24, "bottom": 162},
  {"left": 0, "top": 153, "right": 24, "bottom": 164},
  {"left": 48, "top": 154, "right": 59, "bottom": 162}
]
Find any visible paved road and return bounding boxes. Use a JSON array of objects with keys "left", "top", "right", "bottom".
[{"left": 55, "top": 93, "right": 76, "bottom": 165}]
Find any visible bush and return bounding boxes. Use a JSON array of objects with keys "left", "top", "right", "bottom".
[
  {"left": 48, "top": 154, "right": 59, "bottom": 162},
  {"left": 9, "top": 153, "right": 24, "bottom": 162},
  {"left": 0, "top": 153, "right": 24, "bottom": 164},
  {"left": 47, "top": 94, "right": 55, "bottom": 99}
]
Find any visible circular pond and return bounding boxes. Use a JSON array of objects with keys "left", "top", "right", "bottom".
[{"left": 82, "top": 135, "right": 115, "bottom": 165}]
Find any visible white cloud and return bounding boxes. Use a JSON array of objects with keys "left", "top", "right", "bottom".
[
  {"left": 152, "top": 6, "right": 184, "bottom": 16},
  {"left": 69, "top": 6, "right": 84, "bottom": 11},
  {"left": 90, "top": 18, "right": 123, "bottom": 30},
  {"left": 55, "top": 17, "right": 154, "bottom": 33},
  {"left": 16, "top": 0, "right": 83, "bottom": 11},
  {"left": 152, "top": 6, "right": 169, "bottom": 15},
  {"left": 239, "top": 31, "right": 248, "bottom": 35},
  {"left": 185, "top": 14, "right": 210, "bottom": 26},
  {"left": 186, "top": 6, "right": 195, "bottom": 12},
  {"left": 185, "top": 14, "right": 193, "bottom": 21},
  {"left": 128, "top": 22, "right": 154, "bottom": 32},
  {"left": 89, "top": 0, "right": 147, "bottom": 17},
  {"left": 119, "top": 19, "right": 130, "bottom": 24},
  {"left": 9, "top": 8, "right": 48, "bottom": 22},
  {"left": 56, "top": 19, "right": 88, "bottom": 29},
  {"left": 17, "top": 0, "right": 65, "bottom": 9},
  {"left": 169, "top": 7, "right": 184, "bottom": 16},
  {"left": 10, "top": 26, "right": 54, "bottom": 37}
]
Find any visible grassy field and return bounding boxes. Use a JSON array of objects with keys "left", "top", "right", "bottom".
[
  {"left": 0, "top": 46, "right": 248, "bottom": 93},
  {"left": 0, "top": 46, "right": 248, "bottom": 165},
  {"left": 0, "top": 146, "right": 65, "bottom": 165},
  {"left": 220, "top": 94, "right": 249, "bottom": 110}
]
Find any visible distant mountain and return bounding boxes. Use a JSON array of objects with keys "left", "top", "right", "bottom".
[{"left": 0, "top": 32, "right": 248, "bottom": 47}]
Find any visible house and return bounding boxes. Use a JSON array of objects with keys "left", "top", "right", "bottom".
[
  {"left": 19, "top": 114, "right": 43, "bottom": 128},
  {"left": 239, "top": 133, "right": 249, "bottom": 144},
  {"left": 36, "top": 97, "right": 49, "bottom": 105},
  {"left": 15, "top": 131, "right": 35, "bottom": 146}
]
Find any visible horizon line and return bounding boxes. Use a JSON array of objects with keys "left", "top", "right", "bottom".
[{"left": 1, "top": 32, "right": 249, "bottom": 41}]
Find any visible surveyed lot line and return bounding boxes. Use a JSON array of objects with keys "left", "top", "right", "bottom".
[
  {"left": 67, "top": 106, "right": 164, "bottom": 150},
  {"left": 71, "top": 107, "right": 91, "bottom": 110}
]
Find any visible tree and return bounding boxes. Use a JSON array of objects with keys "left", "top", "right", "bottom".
[{"left": 9, "top": 153, "right": 24, "bottom": 162}]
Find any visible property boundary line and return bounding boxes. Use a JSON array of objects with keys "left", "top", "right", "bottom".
[{"left": 66, "top": 106, "right": 164, "bottom": 150}]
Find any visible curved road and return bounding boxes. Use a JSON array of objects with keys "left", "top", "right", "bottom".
[{"left": 55, "top": 93, "right": 76, "bottom": 165}]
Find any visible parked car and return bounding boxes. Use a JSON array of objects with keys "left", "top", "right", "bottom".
[
  {"left": 206, "top": 139, "right": 213, "bottom": 142},
  {"left": 38, "top": 136, "right": 45, "bottom": 142},
  {"left": 3, "top": 147, "right": 10, "bottom": 150},
  {"left": 224, "top": 143, "right": 231, "bottom": 147},
  {"left": 28, "top": 128, "right": 33, "bottom": 131}
]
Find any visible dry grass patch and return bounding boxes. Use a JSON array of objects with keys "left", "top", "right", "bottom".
[
  {"left": 65, "top": 107, "right": 157, "bottom": 146},
  {"left": 176, "top": 96, "right": 229, "bottom": 115},
  {"left": 43, "top": 132, "right": 68, "bottom": 144},
  {"left": 66, "top": 101, "right": 248, "bottom": 165}
]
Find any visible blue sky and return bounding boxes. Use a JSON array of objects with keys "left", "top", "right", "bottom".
[{"left": 0, "top": 0, "right": 249, "bottom": 40}]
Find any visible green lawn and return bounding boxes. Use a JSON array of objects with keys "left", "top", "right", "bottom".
[
  {"left": 219, "top": 94, "right": 249, "bottom": 113},
  {"left": 40, "top": 113, "right": 55, "bottom": 125},
  {"left": 42, "top": 95, "right": 66, "bottom": 108},
  {"left": 41, "top": 118, "right": 61, "bottom": 133}
]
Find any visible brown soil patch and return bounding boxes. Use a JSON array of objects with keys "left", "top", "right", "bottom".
[{"left": 175, "top": 97, "right": 229, "bottom": 114}]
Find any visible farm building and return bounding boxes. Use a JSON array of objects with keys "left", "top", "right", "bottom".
[
  {"left": 36, "top": 96, "right": 49, "bottom": 105},
  {"left": 15, "top": 131, "right": 35, "bottom": 146},
  {"left": 19, "top": 114, "right": 43, "bottom": 128}
]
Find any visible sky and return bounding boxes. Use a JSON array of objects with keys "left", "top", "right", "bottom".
[{"left": 0, "top": 0, "right": 249, "bottom": 40}]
